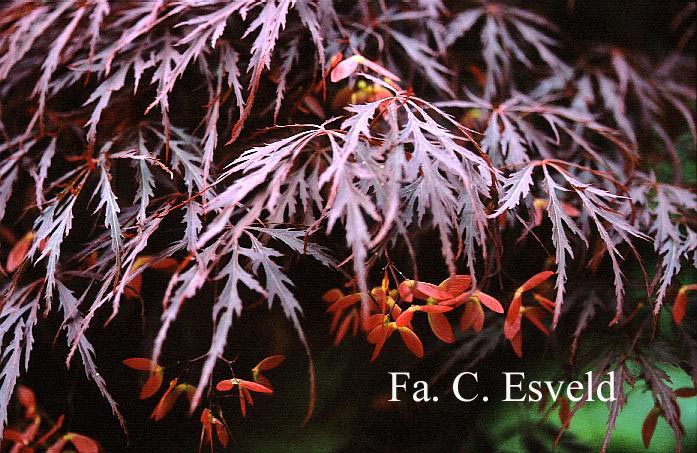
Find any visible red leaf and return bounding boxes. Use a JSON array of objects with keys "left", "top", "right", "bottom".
[
  {"left": 473, "top": 291, "right": 503, "bottom": 313},
  {"left": 642, "top": 409, "right": 659, "bottom": 448},
  {"left": 428, "top": 312, "right": 454, "bottom": 343},
  {"left": 399, "top": 328, "right": 424, "bottom": 358},
  {"left": 254, "top": 355, "right": 286, "bottom": 371}
]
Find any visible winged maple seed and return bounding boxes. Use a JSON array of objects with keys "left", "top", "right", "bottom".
[
  {"left": 216, "top": 378, "right": 273, "bottom": 418},
  {"left": 252, "top": 355, "right": 286, "bottom": 391},
  {"left": 642, "top": 387, "right": 696, "bottom": 448},
  {"left": 199, "top": 408, "right": 229, "bottom": 453},
  {"left": 3, "top": 385, "right": 99, "bottom": 452},
  {"left": 0, "top": 0, "right": 694, "bottom": 449},
  {"left": 324, "top": 274, "right": 503, "bottom": 360},
  {"left": 46, "top": 433, "right": 102, "bottom": 453},
  {"left": 123, "top": 256, "right": 179, "bottom": 300},
  {"left": 122, "top": 358, "right": 164, "bottom": 399},
  {"left": 504, "top": 271, "right": 556, "bottom": 357},
  {"left": 323, "top": 289, "right": 360, "bottom": 346},
  {"left": 329, "top": 53, "right": 402, "bottom": 83},
  {"left": 151, "top": 379, "right": 197, "bottom": 421},
  {"left": 673, "top": 284, "right": 697, "bottom": 325}
]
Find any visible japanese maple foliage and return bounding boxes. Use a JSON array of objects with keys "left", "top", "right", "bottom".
[{"left": 0, "top": 0, "right": 695, "bottom": 451}]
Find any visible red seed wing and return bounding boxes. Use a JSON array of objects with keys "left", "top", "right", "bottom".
[
  {"left": 151, "top": 383, "right": 182, "bottom": 421},
  {"left": 46, "top": 436, "right": 69, "bottom": 453},
  {"left": 330, "top": 56, "right": 359, "bottom": 82},
  {"left": 214, "top": 421, "right": 229, "bottom": 447},
  {"left": 69, "top": 434, "right": 100, "bottom": 453},
  {"left": 334, "top": 314, "right": 354, "bottom": 345},
  {"left": 533, "top": 293, "right": 555, "bottom": 313},
  {"left": 322, "top": 288, "right": 344, "bottom": 304},
  {"left": 675, "top": 387, "right": 697, "bottom": 398},
  {"left": 255, "top": 374, "right": 273, "bottom": 391},
  {"left": 139, "top": 370, "right": 163, "bottom": 399},
  {"left": 370, "top": 327, "right": 390, "bottom": 362},
  {"left": 461, "top": 301, "right": 484, "bottom": 332},
  {"left": 399, "top": 328, "right": 424, "bottom": 358},
  {"left": 327, "top": 293, "right": 361, "bottom": 312},
  {"left": 519, "top": 271, "right": 555, "bottom": 292},
  {"left": 255, "top": 355, "right": 286, "bottom": 371},
  {"left": 475, "top": 291, "right": 504, "bottom": 313},
  {"left": 642, "top": 410, "right": 659, "bottom": 448},
  {"left": 413, "top": 282, "right": 454, "bottom": 301},
  {"left": 6, "top": 232, "right": 33, "bottom": 273},
  {"left": 510, "top": 330, "right": 523, "bottom": 357},
  {"left": 398, "top": 281, "right": 414, "bottom": 302},
  {"left": 123, "top": 358, "right": 158, "bottom": 371},
  {"left": 216, "top": 380, "right": 234, "bottom": 392},
  {"left": 18, "top": 385, "right": 37, "bottom": 419},
  {"left": 428, "top": 312, "right": 454, "bottom": 343},
  {"left": 395, "top": 309, "right": 415, "bottom": 327},
  {"left": 418, "top": 305, "right": 453, "bottom": 313},
  {"left": 439, "top": 275, "right": 472, "bottom": 296},
  {"left": 504, "top": 295, "right": 523, "bottom": 340},
  {"left": 524, "top": 307, "right": 550, "bottom": 335},
  {"left": 559, "top": 397, "right": 571, "bottom": 427},
  {"left": 364, "top": 314, "right": 385, "bottom": 332},
  {"left": 674, "top": 291, "right": 688, "bottom": 325},
  {"left": 238, "top": 380, "right": 273, "bottom": 394}
]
